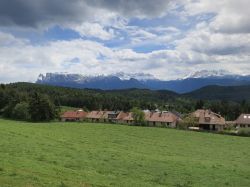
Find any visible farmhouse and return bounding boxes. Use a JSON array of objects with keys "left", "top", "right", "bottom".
[
  {"left": 122, "top": 112, "right": 134, "bottom": 125},
  {"left": 85, "top": 111, "right": 105, "bottom": 122},
  {"left": 235, "top": 114, "right": 250, "bottom": 128},
  {"left": 192, "top": 109, "right": 226, "bottom": 131},
  {"left": 115, "top": 111, "right": 130, "bottom": 124},
  {"left": 61, "top": 110, "right": 87, "bottom": 122},
  {"left": 101, "top": 111, "right": 121, "bottom": 123},
  {"left": 145, "top": 111, "right": 180, "bottom": 128}
]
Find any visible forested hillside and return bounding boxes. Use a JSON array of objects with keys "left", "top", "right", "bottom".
[
  {"left": 1, "top": 82, "right": 250, "bottom": 121},
  {"left": 185, "top": 85, "right": 250, "bottom": 101},
  {"left": 6, "top": 82, "right": 193, "bottom": 111}
]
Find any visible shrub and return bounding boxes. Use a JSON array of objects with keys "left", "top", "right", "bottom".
[
  {"left": 131, "top": 107, "right": 146, "bottom": 126},
  {"left": 12, "top": 102, "right": 31, "bottom": 121},
  {"left": 237, "top": 128, "right": 250, "bottom": 137},
  {"left": 177, "top": 116, "right": 198, "bottom": 130}
]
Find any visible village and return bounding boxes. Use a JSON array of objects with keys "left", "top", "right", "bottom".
[{"left": 60, "top": 108, "right": 250, "bottom": 133}]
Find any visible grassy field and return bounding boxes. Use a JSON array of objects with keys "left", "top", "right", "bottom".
[{"left": 0, "top": 119, "right": 249, "bottom": 187}]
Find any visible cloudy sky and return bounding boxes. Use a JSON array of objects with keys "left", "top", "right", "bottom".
[{"left": 0, "top": 0, "right": 250, "bottom": 82}]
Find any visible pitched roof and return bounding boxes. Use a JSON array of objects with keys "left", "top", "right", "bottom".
[
  {"left": 122, "top": 112, "right": 134, "bottom": 121},
  {"left": 61, "top": 110, "right": 87, "bottom": 119},
  {"left": 192, "top": 109, "right": 225, "bottom": 125},
  {"left": 235, "top": 114, "right": 250, "bottom": 124},
  {"left": 145, "top": 111, "right": 179, "bottom": 123},
  {"left": 101, "top": 111, "right": 112, "bottom": 119},
  {"left": 103, "top": 111, "right": 120, "bottom": 119},
  {"left": 86, "top": 111, "right": 105, "bottom": 119},
  {"left": 116, "top": 111, "right": 129, "bottom": 120}
]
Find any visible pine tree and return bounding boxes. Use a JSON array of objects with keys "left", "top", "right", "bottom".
[{"left": 29, "top": 92, "right": 56, "bottom": 122}]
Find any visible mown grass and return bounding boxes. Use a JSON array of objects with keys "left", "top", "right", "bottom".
[{"left": 0, "top": 119, "right": 249, "bottom": 187}]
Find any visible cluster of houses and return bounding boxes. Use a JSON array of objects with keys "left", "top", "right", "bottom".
[
  {"left": 61, "top": 109, "right": 250, "bottom": 132},
  {"left": 61, "top": 110, "right": 180, "bottom": 128}
]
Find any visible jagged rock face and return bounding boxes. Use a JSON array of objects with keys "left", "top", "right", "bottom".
[{"left": 36, "top": 71, "right": 250, "bottom": 93}]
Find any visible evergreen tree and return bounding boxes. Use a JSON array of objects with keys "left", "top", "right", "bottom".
[
  {"left": 29, "top": 92, "right": 56, "bottom": 122},
  {"left": 195, "top": 100, "right": 204, "bottom": 110}
]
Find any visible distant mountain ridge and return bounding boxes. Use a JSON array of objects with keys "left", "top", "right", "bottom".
[{"left": 37, "top": 71, "right": 250, "bottom": 93}]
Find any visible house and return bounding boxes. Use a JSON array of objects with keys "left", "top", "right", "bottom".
[
  {"left": 145, "top": 111, "right": 180, "bottom": 128},
  {"left": 85, "top": 111, "right": 105, "bottom": 122},
  {"left": 235, "top": 114, "right": 250, "bottom": 128},
  {"left": 121, "top": 112, "right": 134, "bottom": 125},
  {"left": 191, "top": 109, "right": 226, "bottom": 131},
  {"left": 101, "top": 111, "right": 120, "bottom": 123},
  {"left": 115, "top": 111, "right": 130, "bottom": 124},
  {"left": 61, "top": 110, "right": 87, "bottom": 122}
]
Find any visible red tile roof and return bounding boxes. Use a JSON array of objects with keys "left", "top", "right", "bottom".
[{"left": 61, "top": 110, "right": 87, "bottom": 119}]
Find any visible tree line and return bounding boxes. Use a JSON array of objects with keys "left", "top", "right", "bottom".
[
  {"left": 0, "top": 84, "right": 58, "bottom": 121},
  {"left": 1, "top": 82, "right": 250, "bottom": 122}
]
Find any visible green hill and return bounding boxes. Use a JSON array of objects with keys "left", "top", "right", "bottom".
[
  {"left": 0, "top": 119, "right": 249, "bottom": 187},
  {"left": 185, "top": 85, "right": 250, "bottom": 101},
  {"left": 4, "top": 82, "right": 191, "bottom": 113}
]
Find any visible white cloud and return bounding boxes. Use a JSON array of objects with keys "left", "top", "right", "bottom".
[
  {"left": 74, "top": 22, "right": 115, "bottom": 40},
  {"left": 183, "top": 0, "right": 250, "bottom": 34},
  {"left": 1, "top": 24, "right": 250, "bottom": 84},
  {"left": 0, "top": 0, "right": 250, "bottom": 83}
]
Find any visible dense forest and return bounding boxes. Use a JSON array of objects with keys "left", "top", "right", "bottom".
[
  {"left": 1, "top": 82, "right": 250, "bottom": 121},
  {"left": 185, "top": 85, "right": 250, "bottom": 101}
]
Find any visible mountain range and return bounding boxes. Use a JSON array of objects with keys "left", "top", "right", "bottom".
[{"left": 36, "top": 70, "right": 250, "bottom": 93}]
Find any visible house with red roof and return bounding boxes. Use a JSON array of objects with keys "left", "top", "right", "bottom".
[
  {"left": 145, "top": 111, "right": 180, "bottom": 128},
  {"left": 61, "top": 110, "right": 88, "bottom": 122}
]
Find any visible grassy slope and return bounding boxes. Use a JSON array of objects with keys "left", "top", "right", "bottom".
[{"left": 0, "top": 119, "right": 249, "bottom": 187}]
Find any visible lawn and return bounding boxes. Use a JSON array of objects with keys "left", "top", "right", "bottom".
[{"left": 0, "top": 119, "right": 249, "bottom": 187}]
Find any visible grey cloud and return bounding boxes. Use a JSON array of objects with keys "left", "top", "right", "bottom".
[
  {"left": 0, "top": 0, "right": 90, "bottom": 27},
  {"left": 0, "top": 0, "right": 171, "bottom": 28},
  {"left": 86, "top": 0, "right": 171, "bottom": 18},
  {"left": 193, "top": 46, "right": 250, "bottom": 56}
]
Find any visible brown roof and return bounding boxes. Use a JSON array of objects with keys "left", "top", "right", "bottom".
[
  {"left": 235, "top": 114, "right": 250, "bottom": 124},
  {"left": 86, "top": 111, "right": 105, "bottom": 119},
  {"left": 116, "top": 111, "right": 129, "bottom": 120},
  {"left": 192, "top": 109, "right": 225, "bottom": 125},
  {"left": 101, "top": 111, "right": 112, "bottom": 119},
  {"left": 61, "top": 110, "right": 87, "bottom": 119},
  {"left": 145, "top": 111, "right": 179, "bottom": 123},
  {"left": 122, "top": 112, "right": 134, "bottom": 121}
]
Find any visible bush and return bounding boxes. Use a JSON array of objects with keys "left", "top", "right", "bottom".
[
  {"left": 177, "top": 121, "right": 189, "bottom": 130},
  {"left": 177, "top": 116, "right": 198, "bottom": 130},
  {"left": 131, "top": 107, "right": 146, "bottom": 126},
  {"left": 237, "top": 128, "right": 250, "bottom": 137},
  {"left": 12, "top": 102, "right": 31, "bottom": 121}
]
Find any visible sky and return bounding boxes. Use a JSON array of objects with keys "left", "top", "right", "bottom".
[{"left": 0, "top": 0, "right": 250, "bottom": 83}]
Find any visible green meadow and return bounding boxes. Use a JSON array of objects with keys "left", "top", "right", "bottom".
[{"left": 0, "top": 119, "right": 249, "bottom": 187}]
